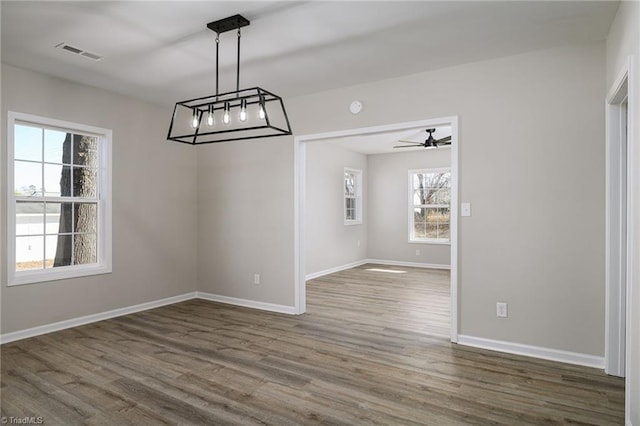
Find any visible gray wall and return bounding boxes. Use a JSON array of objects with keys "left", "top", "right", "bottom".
[
  {"left": 2, "top": 41, "right": 612, "bottom": 365},
  {"left": 305, "top": 143, "right": 451, "bottom": 276},
  {"left": 305, "top": 142, "right": 367, "bottom": 275},
  {"left": 286, "top": 43, "right": 606, "bottom": 356},
  {"left": 0, "top": 64, "right": 198, "bottom": 334},
  {"left": 606, "top": 1, "right": 640, "bottom": 422},
  {"left": 196, "top": 138, "right": 295, "bottom": 306},
  {"left": 195, "top": 42, "right": 606, "bottom": 355},
  {"left": 367, "top": 149, "right": 450, "bottom": 266}
]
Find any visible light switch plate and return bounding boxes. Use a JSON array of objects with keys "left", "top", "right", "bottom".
[
  {"left": 461, "top": 202, "right": 471, "bottom": 217},
  {"left": 496, "top": 302, "right": 508, "bottom": 318}
]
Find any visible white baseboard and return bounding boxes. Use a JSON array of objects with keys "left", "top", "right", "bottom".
[
  {"left": 195, "top": 291, "right": 298, "bottom": 315},
  {"left": 1, "top": 291, "right": 300, "bottom": 344},
  {"left": 305, "top": 259, "right": 368, "bottom": 280},
  {"left": 457, "top": 334, "right": 604, "bottom": 369},
  {"left": 366, "top": 258, "right": 451, "bottom": 270},
  {"left": 0, "top": 292, "right": 198, "bottom": 344}
]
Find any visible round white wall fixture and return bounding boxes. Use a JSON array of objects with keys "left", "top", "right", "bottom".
[{"left": 349, "top": 100, "right": 363, "bottom": 114}]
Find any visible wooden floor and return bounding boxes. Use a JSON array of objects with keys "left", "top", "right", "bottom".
[{"left": 1, "top": 264, "right": 625, "bottom": 425}]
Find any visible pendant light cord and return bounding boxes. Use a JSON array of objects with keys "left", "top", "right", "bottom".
[
  {"left": 215, "top": 34, "right": 220, "bottom": 96},
  {"left": 236, "top": 28, "right": 241, "bottom": 94},
  {"left": 214, "top": 27, "right": 241, "bottom": 97}
]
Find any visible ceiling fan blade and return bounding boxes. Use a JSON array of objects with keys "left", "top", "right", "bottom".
[
  {"left": 397, "top": 139, "right": 420, "bottom": 144},
  {"left": 393, "top": 144, "right": 422, "bottom": 148},
  {"left": 436, "top": 136, "right": 452, "bottom": 143}
]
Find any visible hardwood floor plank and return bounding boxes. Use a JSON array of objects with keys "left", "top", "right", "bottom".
[{"left": 1, "top": 264, "right": 624, "bottom": 424}]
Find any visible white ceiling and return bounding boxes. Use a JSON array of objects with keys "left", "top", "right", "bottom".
[
  {"left": 0, "top": 1, "right": 618, "bottom": 105},
  {"left": 2, "top": 0, "right": 619, "bottom": 114}
]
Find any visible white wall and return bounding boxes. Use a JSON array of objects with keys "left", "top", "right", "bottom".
[
  {"left": 605, "top": 2, "right": 640, "bottom": 423},
  {"left": 305, "top": 142, "right": 367, "bottom": 275},
  {"left": 0, "top": 64, "right": 198, "bottom": 334},
  {"left": 367, "top": 149, "right": 450, "bottom": 266}
]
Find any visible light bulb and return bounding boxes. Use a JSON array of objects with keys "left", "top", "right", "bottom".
[
  {"left": 207, "top": 105, "right": 214, "bottom": 126},
  {"left": 223, "top": 102, "right": 230, "bottom": 125},
  {"left": 191, "top": 111, "right": 199, "bottom": 128},
  {"left": 258, "top": 103, "right": 266, "bottom": 120},
  {"left": 239, "top": 99, "right": 247, "bottom": 122}
]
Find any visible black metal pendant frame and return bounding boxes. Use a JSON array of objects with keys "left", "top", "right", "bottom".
[
  {"left": 167, "top": 87, "right": 292, "bottom": 144},
  {"left": 167, "top": 14, "right": 292, "bottom": 145}
]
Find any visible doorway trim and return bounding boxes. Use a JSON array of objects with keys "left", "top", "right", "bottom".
[
  {"left": 605, "top": 56, "right": 635, "bottom": 424},
  {"left": 293, "top": 116, "right": 459, "bottom": 342},
  {"left": 605, "top": 58, "right": 630, "bottom": 378}
]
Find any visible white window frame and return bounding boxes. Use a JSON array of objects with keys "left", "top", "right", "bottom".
[
  {"left": 344, "top": 167, "right": 363, "bottom": 225},
  {"left": 7, "top": 111, "right": 112, "bottom": 286},
  {"left": 408, "top": 168, "right": 451, "bottom": 245}
]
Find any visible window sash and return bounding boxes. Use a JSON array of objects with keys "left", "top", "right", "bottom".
[{"left": 15, "top": 201, "right": 99, "bottom": 271}]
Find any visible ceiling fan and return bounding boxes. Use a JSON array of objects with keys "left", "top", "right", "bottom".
[{"left": 394, "top": 128, "right": 451, "bottom": 149}]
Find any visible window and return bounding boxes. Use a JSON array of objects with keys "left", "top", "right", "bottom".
[
  {"left": 8, "top": 112, "right": 112, "bottom": 285},
  {"left": 409, "top": 168, "right": 450, "bottom": 243},
  {"left": 344, "top": 168, "right": 362, "bottom": 225}
]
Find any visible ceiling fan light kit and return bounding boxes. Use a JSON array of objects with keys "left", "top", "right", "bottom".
[{"left": 167, "top": 14, "right": 292, "bottom": 145}]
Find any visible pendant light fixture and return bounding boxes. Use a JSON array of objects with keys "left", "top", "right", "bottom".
[{"left": 167, "top": 15, "right": 292, "bottom": 145}]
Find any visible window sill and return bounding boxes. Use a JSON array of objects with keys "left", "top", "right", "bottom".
[
  {"left": 344, "top": 220, "right": 363, "bottom": 226},
  {"left": 8, "top": 264, "right": 112, "bottom": 286},
  {"left": 408, "top": 240, "right": 451, "bottom": 245}
]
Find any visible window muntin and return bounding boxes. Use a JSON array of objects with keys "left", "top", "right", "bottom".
[
  {"left": 344, "top": 168, "right": 362, "bottom": 225},
  {"left": 8, "top": 112, "right": 111, "bottom": 285},
  {"left": 409, "top": 169, "right": 450, "bottom": 243}
]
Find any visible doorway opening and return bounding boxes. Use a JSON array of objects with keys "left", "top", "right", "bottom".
[{"left": 294, "top": 117, "right": 459, "bottom": 342}]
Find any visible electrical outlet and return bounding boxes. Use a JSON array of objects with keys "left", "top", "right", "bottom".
[
  {"left": 496, "top": 302, "right": 508, "bottom": 318},
  {"left": 415, "top": 249, "right": 421, "bottom": 256},
  {"left": 254, "top": 274, "right": 260, "bottom": 285}
]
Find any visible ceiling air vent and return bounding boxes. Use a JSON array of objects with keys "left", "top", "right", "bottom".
[{"left": 55, "top": 42, "right": 103, "bottom": 61}]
